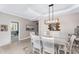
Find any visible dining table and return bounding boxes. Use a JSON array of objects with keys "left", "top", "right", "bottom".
[
  {"left": 42, "top": 35, "right": 68, "bottom": 54},
  {"left": 43, "top": 35, "right": 67, "bottom": 44}
]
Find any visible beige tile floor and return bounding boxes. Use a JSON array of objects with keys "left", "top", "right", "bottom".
[
  {"left": 0, "top": 39, "right": 32, "bottom": 54},
  {"left": 0, "top": 38, "right": 79, "bottom": 54}
]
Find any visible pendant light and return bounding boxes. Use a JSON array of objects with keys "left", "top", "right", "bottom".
[
  {"left": 45, "top": 4, "right": 54, "bottom": 24},
  {"left": 45, "top": 4, "right": 54, "bottom": 30}
]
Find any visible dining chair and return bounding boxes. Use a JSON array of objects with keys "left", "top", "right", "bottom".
[
  {"left": 58, "top": 44, "right": 67, "bottom": 54},
  {"left": 58, "top": 35, "right": 76, "bottom": 54},
  {"left": 65, "top": 34, "right": 76, "bottom": 54},
  {"left": 69, "top": 35, "right": 76, "bottom": 54},
  {"left": 57, "top": 34, "right": 76, "bottom": 54},
  {"left": 57, "top": 38, "right": 67, "bottom": 54},
  {"left": 41, "top": 36, "right": 54, "bottom": 54},
  {"left": 30, "top": 32, "right": 42, "bottom": 54},
  {"left": 30, "top": 32, "right": 35, "bottom": 35}
]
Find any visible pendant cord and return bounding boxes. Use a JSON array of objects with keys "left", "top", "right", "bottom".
[
  {"left": 49, "top": 5, "right": 50, "bottom": 21},
  {"left": 52, "top": 5, "right": 54, "bottom": 21},
  {"left": 49, "top": 4, "right": 54, "bottom": 21}
]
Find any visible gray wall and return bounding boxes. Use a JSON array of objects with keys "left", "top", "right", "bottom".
[{"left": 0, "top": 12, "right": 36, "bottom": 46}]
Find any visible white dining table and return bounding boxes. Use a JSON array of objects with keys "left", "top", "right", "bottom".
[
  {"left": 42, "top": 35, "right": 68, "bottom": 54},
  {"left": 42, "top": 35, "right": 68, "bottom": 45},
  {"left": 54, "top": 37, "right": 68, "bottom": 45}
]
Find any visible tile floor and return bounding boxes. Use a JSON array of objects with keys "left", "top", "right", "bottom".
[
  {"left": 0, "top": 39, "right": 32, "bottom": 54},
  {"left": 0, "top": 38, "right": 79, "bottom": 54}
]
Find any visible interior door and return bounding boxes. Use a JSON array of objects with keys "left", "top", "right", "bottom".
[{"left": 11, "top": 22, "right": 19, "bottom": 43}]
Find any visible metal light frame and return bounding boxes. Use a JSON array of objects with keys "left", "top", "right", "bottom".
[{"left": 45, "top": 4, "right": 54, "bottom": 25}]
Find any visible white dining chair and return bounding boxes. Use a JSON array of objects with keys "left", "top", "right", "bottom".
[
  {"left": 65, "top": 34, "right": 76, "bottom": 54},
  {"left": 56, "top": 38, "right": 67, "bottom": 54},
  {"left": 69, "top": 35, "right": 76, "bottom": 54},
  {"left": 58, "top": 44, "right": 67, "bottom": 54},
  {"left": 30, "top": 32, "right": 42, "bottom": 54},
  {"left": 41, "top": 36, "right": 54, "bottom": 54},
  {"left": 58, "top": 35, "right": 76, "bottom": 54},
  {"left": 30, "top": 32, "right": 35, "bottom": 35}
]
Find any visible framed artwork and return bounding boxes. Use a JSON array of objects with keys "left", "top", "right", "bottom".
[
  {"left": 0, "top": 25, "right": 8, "bottom": 31},
  {"left": 26, "top": 25, "right": 34, "bottom": 31}
]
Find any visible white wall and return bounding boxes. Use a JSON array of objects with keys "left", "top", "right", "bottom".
[
  {"left": 39, "top": 13, "right": 79, "bottom": 39},
  {"left": 0, "top": 12, "right": 36, "bottom": 46}
]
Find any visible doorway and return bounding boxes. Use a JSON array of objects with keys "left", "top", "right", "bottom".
[{"left": 11, "top": 22, "right": 19, "bottom": 43}]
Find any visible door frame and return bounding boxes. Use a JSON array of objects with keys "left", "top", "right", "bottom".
[{"left": 10, "top": 21, "right": 20, "bottom": 42}]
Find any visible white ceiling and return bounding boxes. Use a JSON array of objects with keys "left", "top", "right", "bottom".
[{"left": 0, "top": 4, "right": 79, "bottom": 21}]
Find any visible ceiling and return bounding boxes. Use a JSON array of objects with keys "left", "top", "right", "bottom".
[{"left": 0, "top": 4, "right": 79, "bottom": 21}]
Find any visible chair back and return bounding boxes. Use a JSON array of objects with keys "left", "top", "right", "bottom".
[
  {"left": 70, "top": 35, "right": 76, "bottom": 46},
  {"left": 30, "top": 32, "right": 41, "bottom": 48},
  {"left": 69, "top": 35, "right": 76, "bottom": 53},
  {"left": 30, "top": 32, "right": 42, "bottom": 53},
  {"left": 30, "top": 32, "right": 35, "bottom": 42},
  {"left": 32, "top": 35, "right": 40, "bottom": 44},
  {"left": 41, "top": 36, "right": 54, "bottom": 53},
  {"left": 30, "top": 32, "right": 35, "bottom": 36}
]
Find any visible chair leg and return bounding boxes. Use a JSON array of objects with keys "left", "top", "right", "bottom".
[
  {"left": 32, "top": 48, "right": 42, "bottom": 54},
  {"left": 64, "top": 45, "right": 67, "bottom": 54},
  {"left": 69, "top": 47, "right": 72, "bottom": 54}
]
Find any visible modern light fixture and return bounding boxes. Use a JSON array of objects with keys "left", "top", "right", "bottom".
[
  {"left": 45, "top": 4, "right": 54, "bottom": 25},
  {"left": 44, "top": 4, "right": 54, "bottom": 31},
  {"left": 45, "top": 4, "right": 60, "bottom": 31}
]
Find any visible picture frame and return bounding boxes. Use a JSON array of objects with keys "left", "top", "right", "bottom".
[
  {"left": 0, "top": 25, "right": 8, "bottom": 31},
  {"left": 26, "top": 25, "right": 34, "bottom": 31}
]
